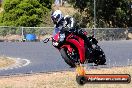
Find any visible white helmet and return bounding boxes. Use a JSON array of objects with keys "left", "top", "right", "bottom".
[{"left": 51, "top": 10, "right": 63, "bottom": 24}]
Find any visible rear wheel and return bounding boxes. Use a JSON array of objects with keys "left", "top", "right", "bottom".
[
  {"left": 93, "top": 46, "right": 106, "bottom": 65},
  {"left": 60, "top": 47, "right": 79, "bottom": 67}
]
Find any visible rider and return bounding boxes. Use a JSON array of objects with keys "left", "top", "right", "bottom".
[
  {"left": 51, "top": 10, "right": 94, "bottom": 48},
  {"left": 51, "top": 10, "right": 75, "bottom": 41}
]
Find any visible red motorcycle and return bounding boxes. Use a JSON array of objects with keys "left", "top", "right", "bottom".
[{"left": 43, "top": 28, "right": 106, "bottom": 67}]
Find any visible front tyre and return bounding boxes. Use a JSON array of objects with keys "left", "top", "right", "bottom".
[{"left": 60, "top": 47, "right": 79, "bottom": 67}]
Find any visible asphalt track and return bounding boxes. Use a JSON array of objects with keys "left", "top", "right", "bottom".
[{"left": 0, "top": 40, "right": 132, "bottom": 75}]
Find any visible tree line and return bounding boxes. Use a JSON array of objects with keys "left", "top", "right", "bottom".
[
  {"left": 69, "top": 0, "right": 132, "bottom": 28},
  {"left": 0, "top": 0, "right": 131, "bottom": 28}
]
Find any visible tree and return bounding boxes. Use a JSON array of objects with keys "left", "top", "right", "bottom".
[
  {"left": 38, "top": 0, "right": 53, "bottom": 9},
  {"left": 96, "top": 0, "right": 130, "bottom": 28},
  {"left": 68, "top": 0, "right": 95, "bottom": 28},
  {"left": 0, "top": 0, "right": 52, "bottom": 27},
  {"left": 69, "top": 0, "right": 131, "bottom": 28}
]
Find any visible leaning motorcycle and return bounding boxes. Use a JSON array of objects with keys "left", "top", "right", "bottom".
[{"left": 43, "top": 28, "right": 106, "bottom": 67}]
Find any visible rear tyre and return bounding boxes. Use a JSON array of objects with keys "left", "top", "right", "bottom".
[
  {"left": 60, "top": 47, "right": 79, "bottom": 67},
  {"left": 93, "top": 46, "right": 106, "bottom": 65}
]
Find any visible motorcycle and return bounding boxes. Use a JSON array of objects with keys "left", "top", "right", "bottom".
[{"left": 43, "top": 28, "right": 106, "bottom": 67}]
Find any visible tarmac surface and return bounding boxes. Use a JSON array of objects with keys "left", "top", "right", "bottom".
[{"left": 0, "top": 40, "right": 132, "bottom": 75}]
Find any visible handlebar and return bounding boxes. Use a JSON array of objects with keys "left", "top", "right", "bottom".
[{"left": 43, "top": 38, "right": 50, "bottom": 43}]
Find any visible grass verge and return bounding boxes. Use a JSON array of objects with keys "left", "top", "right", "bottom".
[
  {"left": 0, "top": 66, "right": 131, "bottom": 88},
  {"left": 0, "top": 56, "right": 15, "bottom": 68}
]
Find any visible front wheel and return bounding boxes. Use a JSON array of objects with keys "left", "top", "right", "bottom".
[{"left": 60, "top": 47, "right": 79, "bottom": 67}]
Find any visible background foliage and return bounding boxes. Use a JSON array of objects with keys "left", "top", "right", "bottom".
[
  {"left": 0, "top": 0, "right": 53, "bottom": 27},
  {"left": 69, "top": 0, "right": 132, "bottom": 28}
]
